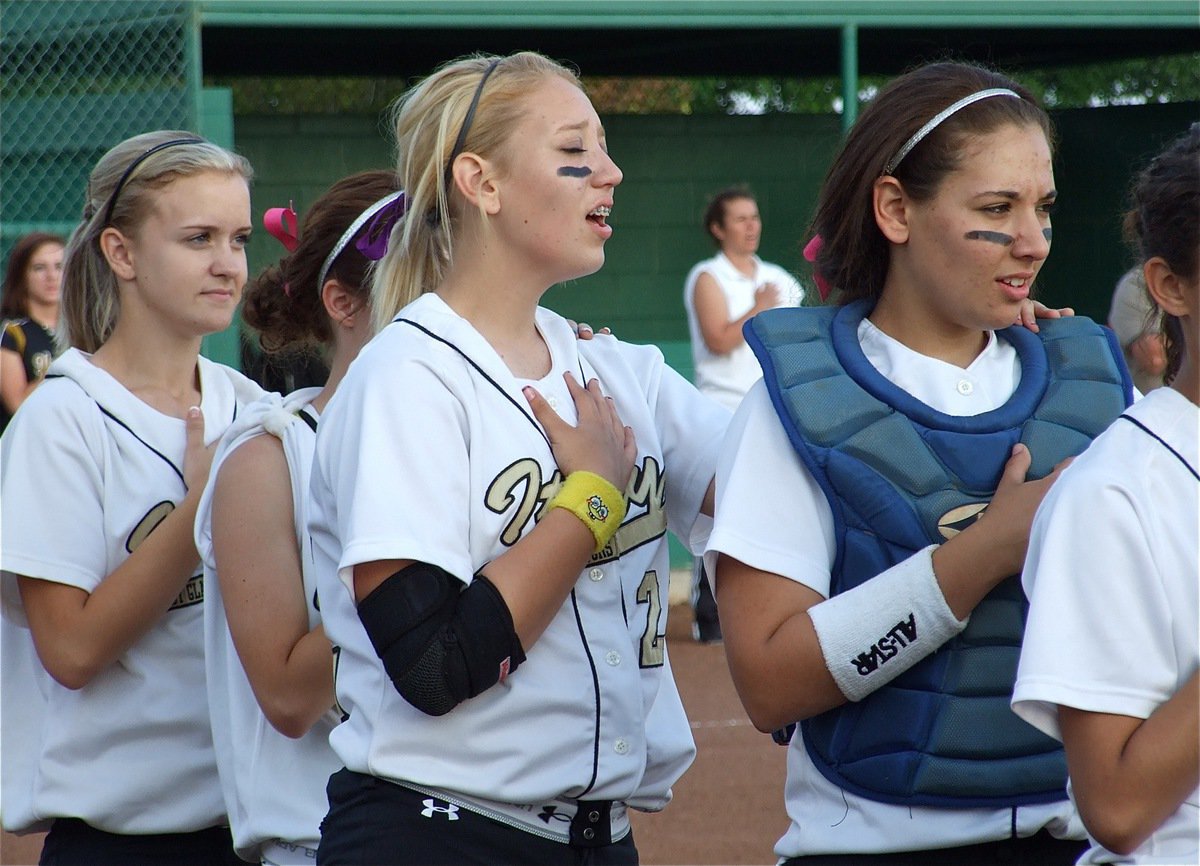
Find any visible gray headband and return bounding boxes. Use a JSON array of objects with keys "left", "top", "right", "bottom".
[{"left": 883, "top": 88, "right": 1021, "bottom": 176}]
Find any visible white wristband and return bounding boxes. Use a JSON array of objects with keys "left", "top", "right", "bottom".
[{"left": 808, "top": 545, "right": 968, "bottom": 703}]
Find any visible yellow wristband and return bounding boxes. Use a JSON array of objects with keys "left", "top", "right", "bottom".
[{"left": 547, "top": 471, "right": 627, "bottom": 554}]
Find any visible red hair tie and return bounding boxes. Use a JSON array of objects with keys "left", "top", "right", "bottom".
[
  {"left": 803, "top": 234, "right": 832, "bottom": 301},
  {"left": 264, "top": 201, "right": 300, "bottom": 252}
]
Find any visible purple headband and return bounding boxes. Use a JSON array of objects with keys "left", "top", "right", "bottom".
[{"left": 316, "top": 190, "right": 406, "bottom": 293}]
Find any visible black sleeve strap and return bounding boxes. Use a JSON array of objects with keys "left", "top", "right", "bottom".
[{"left": 356, "top": 562, "right": 526, "bottom": 716}]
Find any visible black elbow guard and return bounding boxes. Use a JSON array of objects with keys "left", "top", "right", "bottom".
[{"left": 356, "top": 563, "right": 526, "bottom": 716}]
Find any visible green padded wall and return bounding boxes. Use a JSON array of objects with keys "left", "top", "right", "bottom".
[
  {"left": 235, "top": 102, "right": 1197, "bottom": 360},
  {"left": 1035, "top": 101, "right": 1199, "bottom": 320}
]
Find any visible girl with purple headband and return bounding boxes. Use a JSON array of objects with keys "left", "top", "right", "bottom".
[
  {"left": 194, "top": 170, "right": 402, "bottom": 866},
  {"left": 709, "top": 61, "right": 1134, "bottom": 864}
]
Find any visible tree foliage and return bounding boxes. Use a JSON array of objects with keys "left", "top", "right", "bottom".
[{"left": 213, "top": 53, "right": 1198, "bottom": 116}]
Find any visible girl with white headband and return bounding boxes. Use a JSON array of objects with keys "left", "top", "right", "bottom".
[
  {"left": 709, "top": 61, "right": 1134, "bottom": 863},
  {"left": 194, "top": 170, "right": 402, "bottom": 865}
]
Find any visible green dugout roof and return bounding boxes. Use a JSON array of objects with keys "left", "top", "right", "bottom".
[{"left": 199, "top": 0, "right": 1198, "bottom": 79}]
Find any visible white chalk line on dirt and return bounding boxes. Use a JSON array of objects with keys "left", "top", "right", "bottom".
[{"left": 689, "top": 717, "right": 756, "bottom": 729}]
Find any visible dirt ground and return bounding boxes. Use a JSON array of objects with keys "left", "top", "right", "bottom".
[
  {"left": 629, "top": 601, "right": 789, "bottom": 866},
  {"left": 1, "top": 595, "right": 788, "bottom": 866}
]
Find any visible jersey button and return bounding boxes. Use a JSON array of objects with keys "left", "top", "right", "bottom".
[
  {"left": 956, "top": 379, "right": 974, "bottom": 396},
  {"left": 605, "top": 651, "right": 621, "bottom": 666},
  {"left": 582, "top": 828, "right": 595, "bottom": 841},
  {"left": 613, "top": 738, "right": 629, "bottom": 755},
  {"left": 589, "top": 567, "right": 604, "bottom": 581}
]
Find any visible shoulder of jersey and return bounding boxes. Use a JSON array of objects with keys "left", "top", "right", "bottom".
[
  {"left": 2, "top": 320, "right": 27, "bottom": 354},
  {"left": 579, "top": 334, "right": 665, "bottom": 383}
]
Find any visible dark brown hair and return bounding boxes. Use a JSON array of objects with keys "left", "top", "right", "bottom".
[
  {"left": 1, "top": 232, "right": 65, "bottom": 319},
  {"left": 808, "top": 61, "right": 1053, "bottom": 305},
  {"left": 702, "top": 185, "right": 756, "bottom": 246},
  {"left": 243, "top": 170, "right": 401, "bottom": 355},
  {"left": 1122, "top": 124, "right": 1200, "bottom": 385}
]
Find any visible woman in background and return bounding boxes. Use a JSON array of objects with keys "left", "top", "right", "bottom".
[{"left": 1, "top": 231, "right": 65, "bottom": 432}]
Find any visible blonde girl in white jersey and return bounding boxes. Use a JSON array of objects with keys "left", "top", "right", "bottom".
[
  {"left": 196, "top": 170, "right": 401, "bottom": 866},
  {"left": 309, "top": 51, "right": 729, "bottom": 865},
  {"left": 1, "top": 131, "right": 260, "bottom": 865}
]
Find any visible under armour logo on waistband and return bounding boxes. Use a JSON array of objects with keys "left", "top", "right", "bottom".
[
  {"left": 420, "top": 798, "right": 460, "bottom": 820},
  {"left": 538, "top": 805, "right": 571, "bottom": 824}
]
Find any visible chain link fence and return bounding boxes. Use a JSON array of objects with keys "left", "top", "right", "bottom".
[{"left": 1, "top": 0, "right": 197, "bottom": 264}]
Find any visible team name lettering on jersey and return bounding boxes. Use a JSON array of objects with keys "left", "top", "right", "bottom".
[
  {"left": 126, "top": 501, "right": 176, "bottom": 552},
  {"left": 168, "top": 574, "right": 204, "bottom": 610},
  {"left": 126, "top": 500, "right": 204, "bottom": 610},
  {"left": 486, "top": 458, "right": 559, "bottom": 546},
  {"left": 592, "top": 457, "right": 667, "bottom": 565},
  {"left": 484, "top": 456, "right": 668, "bottom": 562},
  {"left": 851, "top": 613, "right": 919, "bottom": 676}
]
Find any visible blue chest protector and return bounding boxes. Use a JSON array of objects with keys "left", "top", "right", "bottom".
[{"left": 744, "top": 301, "right": 1133, "bottom": 808}]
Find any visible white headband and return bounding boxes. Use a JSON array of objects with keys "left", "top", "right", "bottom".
[
  {"left": 316, "top": 190, "right": 405, "bottom": 293},
  {"left": 882, "top": 88, "right": 1022, "bottom": 176}
]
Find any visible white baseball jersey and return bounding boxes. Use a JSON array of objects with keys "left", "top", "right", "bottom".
[
  {"left": 683, "top": 251, "right": 804, "bottom": 411},
  {"left": 706, "top": 320, "right": 1083, "bottom": 857},
  {"left": 1014, "top": 386, "right": 1199, "bottom": 864},
  {"left": 309, "top": 292, "right": 729, "bottom": 842},
  {"left": 0, "top": 347, "right": 263, "bottom": 834},
  {"left": 195, "top": 387, "right": 341, "bottom": 863}
]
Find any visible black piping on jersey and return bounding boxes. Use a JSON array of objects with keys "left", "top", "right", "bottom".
[
  {"left": 44, "top": 373, "right": 241, "bottom": 488},
  {"left": 394, "top": 318, "right": 554, "bottom": 450},
  {"left": 572, "top": 592, "right": 604, "bottom": 796},
  {"left": 1118, "top": 414, "right": 1200, "bottom": 480},
  {"left": 98, "top": 405, "right": 185, "bottom": 485},
  {"left": 295, "top": 405, "right": 322, "bottom": 611},
  {"left": 295, "top": 405, "right": 319, "bottom": 434},
  {"left": 396, "top": 316, "right": 605, "bottom": 795}
]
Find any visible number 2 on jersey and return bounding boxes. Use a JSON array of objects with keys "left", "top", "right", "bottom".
[{"left": 636, "top": 570, "right": 665, "bottom": 667}]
